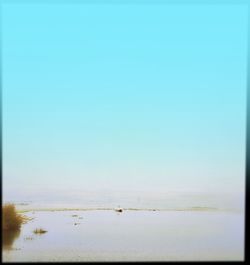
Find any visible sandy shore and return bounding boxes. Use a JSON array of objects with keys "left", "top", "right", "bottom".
[{"left": 3, "top": 209, "right": 244, "bottom": 262}]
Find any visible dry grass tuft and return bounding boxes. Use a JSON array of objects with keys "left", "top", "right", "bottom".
[
  {"left": 33, "top": 228, "right": 47, "bottom": 234},
  {"left": 2, "top": 204, "right": 27, "bottom": 231}
]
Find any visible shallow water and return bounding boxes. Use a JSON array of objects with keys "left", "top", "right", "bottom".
[{"left": 2, "top": 210, "right": 244, "bottom": 261}]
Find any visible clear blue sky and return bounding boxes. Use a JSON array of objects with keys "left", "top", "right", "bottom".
[{"left": 2, "top": 2, "right": 248, "bottom": 194}]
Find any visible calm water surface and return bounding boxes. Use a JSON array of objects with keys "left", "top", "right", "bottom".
[{"left": 2, "top": 210, "right": 244, "bottom": 262}]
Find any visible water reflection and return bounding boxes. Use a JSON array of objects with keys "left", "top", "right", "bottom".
[{"left": 2, "top": 229, "right": 21, "bottom": 250}]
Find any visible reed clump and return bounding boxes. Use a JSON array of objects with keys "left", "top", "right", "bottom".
[{"left": 2, "top": 204, "right": 26, "bottom": 231}]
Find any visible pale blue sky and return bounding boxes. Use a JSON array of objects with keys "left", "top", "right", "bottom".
[{"left": 2, "top": 2, "right": 248, "bottom": 194}]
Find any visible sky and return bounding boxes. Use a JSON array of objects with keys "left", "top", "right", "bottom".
[{"left": 2, "top": 1, "right": 248, "bottom": 196}]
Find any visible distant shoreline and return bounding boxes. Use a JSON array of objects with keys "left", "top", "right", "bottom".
[{"left": 16, "top": 206, "right": 231, "bottom": 213}]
